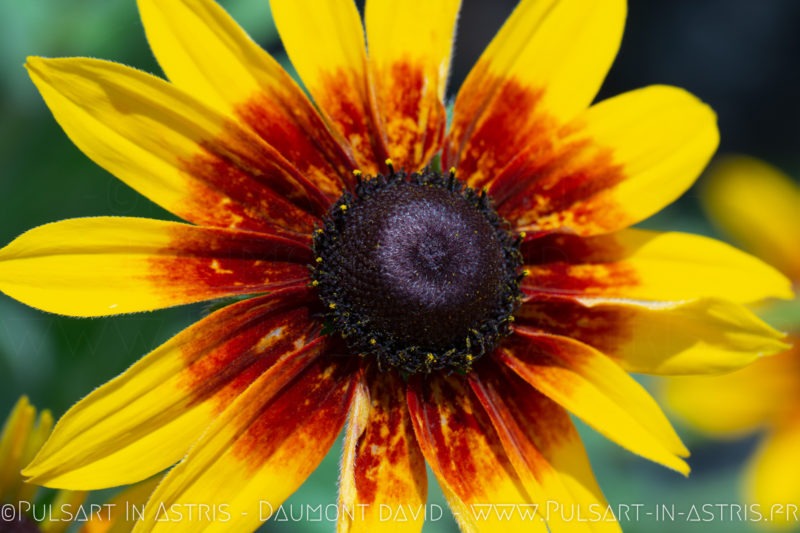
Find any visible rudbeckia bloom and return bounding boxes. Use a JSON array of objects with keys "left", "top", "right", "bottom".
[
  {"left": 0, "top": 0, "right": 793, "bottom": 531},
  {"left": 665, "top": 156, "right": 800, "bottom": 528}
]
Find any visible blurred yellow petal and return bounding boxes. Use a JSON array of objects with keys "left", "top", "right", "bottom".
[
  {"left": 0, "top": 218, "right": 310, "bottom": 317},
  {"left": 500, "top": 329, "right": 689, "bottom": 474},
  {"left": 703, "top": 155, "right": 800, "bottom": 281},
  {"left": 664, "top": 342, "right": 800, "bottom": 437},
  {"left": 365, "top": 0, "right": 459, "bottom": 171},
  {"left": 519, "top": 298, "right": 789, "bottom": 375},
  {"left": 745, "top": 412, "right": 800, "bottom": 527}
]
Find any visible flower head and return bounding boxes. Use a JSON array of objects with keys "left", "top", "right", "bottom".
[
  {"left": 0, "top": 1, "right": 792, "bottom": 531},
  {"left": 664, "top": 155, "right": 800, "bottom": 528}
]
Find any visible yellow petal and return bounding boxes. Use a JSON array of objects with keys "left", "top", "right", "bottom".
[
  {"left": 270, "top": 0, "right": 388, "bottom": 173},
  {"left": 365, "top": 0, "right": 459, "bottom": 171},
  {"left": 0, "top": 217, "right": 310, "bottom": 317},
  {"left": 745, "top": 412, "right": 800, "bottom": 526},
  {"left": 338, "top": 368, "right": 427, "bottom": 533},
  {"left": 23, "top": 289, "right": 320, "bottom": 489},
  {"left": 134, "top": 354, "right": 356, "bottom": 532},
  {"left": 408, "top": 376, "right": 549, "bottom": 533},
  {"left": 522, "top": 229, "right": 793, "bottom": 305},
  {"left": 470, "top": 363, "right": 620, "bottom": 532},
  {"left": 0, "top": 396, "right": 35, "bottom": 502},
  {"left": 497, "top": 86, "right": 719, "bottom": 236},
  {"left": 500, "top": 329, "right": 690, "bottom": 474},
  {"left": 137, "top": 0, "right": 356, "bottom": 198},
  {"left": 702, "top": 155, "right": 800, "bottom": 281},
  {"left": 27, "top": 56, "right": 326, "bottom": 234},
  {"left": 518, "top": 298, "right": 790, "bottom": 375},
  {"left": 663, "top": 342, "right": 800, "bottom": 437},
  {"left": 446, "top": 0, "right": 625, "bottom": 189}
]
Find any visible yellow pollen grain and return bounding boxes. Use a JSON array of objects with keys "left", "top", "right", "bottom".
[
  {"left": 369, "top": 338, "right": 377, "bottom": 345},
  {"left": 519, "top": 231, "right": 527, "bottom": 239},
  {"left": 339, "top": 205, "right": 348, "bottom": 212},
  {"left": 311, "top": 280, "right": 319, "bottom": 287},
  {"left": 328, "top": 303, "right": 337, "bottom": 310},
  {"left": 522, "top": 269, "right": 530, "bottom": 277},
  {"left": 426, "top": 353, "right": 435, "bottom": 362},
  {"left": 315, "top": 257, "right": 323, "bottom": 263},
  {"left": 385, "top": 158, "right": 394, "bottom": 168},
  {"left": 352, "top": 169, "right": 362, "bottom": 177},
  {"left": 466, "top": 354, "right": 474, "bottom": 362},
  {"left": 449, "top": 167, "right": 457, "bottom": 175}
]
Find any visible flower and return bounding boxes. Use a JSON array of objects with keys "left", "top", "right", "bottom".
[
  {"left": 0, "top": 396, "right": 154, "bottom": 533},
  {"left": 664, "top": 156, "right": 800, "bottom": 527},
  {"left": 0, "top": 0, "right": 792, "bottom": 531}
]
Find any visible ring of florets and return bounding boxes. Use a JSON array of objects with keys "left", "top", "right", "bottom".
[{"left": 310, "top": 165, "right": 523, "bottom": 375}]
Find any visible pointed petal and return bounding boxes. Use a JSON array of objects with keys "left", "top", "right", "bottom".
[
  {"left": 494, "top": 86, "right": 718, "bottom": 235},
  {"left": 407, "top": 376, "right": 548, "bottom": 533},
  {"left": 521, "top": 229, "right": 793, "bottom": 304},
  {"left": 702, "top": 156, "right": 800, "bottom": 281},
  {"left": 518, "top": 298, "right": 789, "bottom": 375},
  {"left": 0, "top": 397, "right": 53, "bottom": 503},
  {"left": 0, "top": 217, "right": 311, "bottom": 316},
  {"left": 499, "top": 329, "right": 690, "bottom": 474},
  {"left": 27, "top": 56, "right": 329, "bottom": 235},
  {"left": 745, "top": 412, "right": 800, "bottom": 523},
  {"left": 365, "top": 0, "right": 460, "bottom": 171},
  {"left": 271, "top": 0, "right": 388, "bottom": 173},
  {"left": 138, "top": 0, "right": 357, "bottom": 198},
  {"left": 135, "top": 355, "right": 357, "bottom": 532},
  {"left": 339, "top": 367, "right": 427, "bottom": 533},
  {"left": 470, "top": 363, "right": 620, "bottom": 533},
  {"left": 23, "top": 289, "right": 320, "bottom": 489},
  {"left": 445, "top": 0, "right": 625, "bottom": 188},
  {"left": 663, "top": 342, "right": 800, "bottom": 437}
]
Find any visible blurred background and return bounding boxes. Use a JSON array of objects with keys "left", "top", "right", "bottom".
[{"left": 1, "top": 0, "right": 799, "bottom": 531}]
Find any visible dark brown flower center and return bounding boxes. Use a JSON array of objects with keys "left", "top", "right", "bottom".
[{"left": 311, "top": 168, "right": 522, "bottom": 374}]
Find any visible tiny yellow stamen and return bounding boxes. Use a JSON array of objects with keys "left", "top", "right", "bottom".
[
  {"left": 369, "top": 338, "right": 377, "bottom": 346},
  {"left": 522, "top": 269, "right": 530, "bottom": 277},
  {"left": 311, "top": 280, "right": 319, "bottom": 287},
  {"left": 315, "top": 257, "right": 323, "bottom": 263},
  {"left": 339, "top": 204, "right": 348, "bottom": 212},
  {"left": 449, "top": 167, "right": 457, "bottom": 176},
  {"left": 328, "top": 302, "right": 337, "bottom": 310},
  {"left": 426, "top": 353, "right": 435, "bottom": 362},
  {"left": 352, "top": 169, "right": 362, "bottom": 177},
  {"left": 385, "top": 158, "right": 394, "bottom": 168},
  {"left": 519, "top": 231, "right": 527, "bottom": 239}
]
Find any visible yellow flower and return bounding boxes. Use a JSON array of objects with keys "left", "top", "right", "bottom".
[
  {"left": 664, "top": 156, "right": 800, "bottom": 528},
  {"left": 0, "top": 397, "right": 154, "bottom": 533},
  {"left": 0, "top": 1, "right": 792, "bottom": 532}
]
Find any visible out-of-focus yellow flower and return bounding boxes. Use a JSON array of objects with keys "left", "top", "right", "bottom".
[
  {"left": 0, "top": 397, "right": 156, "bottom": 532},
  {"left": 664, "top": 155, "right": 800, "bottom": 528}
]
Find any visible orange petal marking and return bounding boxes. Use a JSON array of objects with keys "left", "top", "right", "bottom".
[
  {"left": 339, "top": 366, "right": 427, "bottom": 531},
  {"left": 149, "top": 225, "right": 312, "bottom": 306}
]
